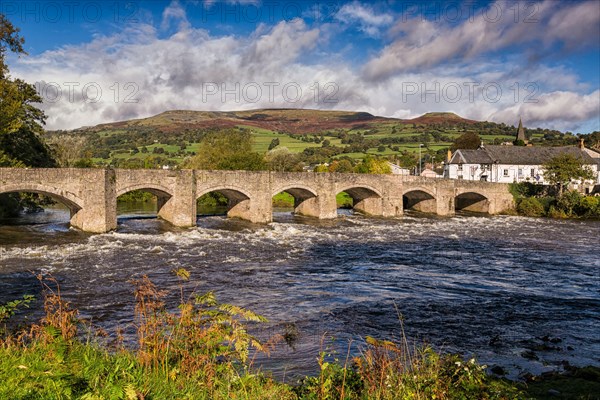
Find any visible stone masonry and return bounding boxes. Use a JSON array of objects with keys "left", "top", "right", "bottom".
[{"left": 0, "top": 168, "right": 515, "bottom": 233}]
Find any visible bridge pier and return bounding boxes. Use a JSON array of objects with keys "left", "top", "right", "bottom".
[
  {"left": 156, "top": 170, "right": 196, "bottom": 227},
  {"left": 71, "top": 169, "right": 117, "bottom": 233}
]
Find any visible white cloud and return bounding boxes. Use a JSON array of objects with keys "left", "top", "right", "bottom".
[
  {"left": 363, "top": 0, "right": 600, "bottom": 81},
  {"left": 490, "top": 90, "right": 600, "bottom": 130},
  {"left": 9, "top": 1, "right": 599, "bottom": 133},
  {"left": 335, "top": 1, "right": 393, "bottom": 37},
  {"left": 161, "top": 0, "right": 190, "bottom": 31}
]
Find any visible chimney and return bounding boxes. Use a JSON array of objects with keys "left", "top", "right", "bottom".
[{"left": 578, "top": 138, "right": 585, "bottom": 149}]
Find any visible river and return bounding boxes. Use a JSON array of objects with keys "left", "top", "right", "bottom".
[{"left": 1, "top": 203, "right": 599, "bottom": 380}]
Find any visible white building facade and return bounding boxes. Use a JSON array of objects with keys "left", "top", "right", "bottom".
[{"left": 444, "top": 145, "right": 599, "bottom": 186}]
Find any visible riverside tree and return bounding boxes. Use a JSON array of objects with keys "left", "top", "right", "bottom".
[
  {"left": 0, "top": 14, "right": 54, "bottom": 167},
  {"left": 1, "top": 14, "right": 57, "bottom": 217},
  {"left": 543, "top": 153, "right": 595, "bottom": 196}
]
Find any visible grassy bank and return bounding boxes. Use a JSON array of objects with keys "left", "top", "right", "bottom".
[{"left": 1, "top": 273, "right": 597, "bottom": 399}]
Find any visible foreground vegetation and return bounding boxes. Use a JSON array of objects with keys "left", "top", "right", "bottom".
[{"left": 2, "top": 273, "right": 598, "bottom": 399}]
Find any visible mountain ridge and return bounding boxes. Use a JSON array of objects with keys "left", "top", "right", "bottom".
[{"left": 66, "top": 109, "right": 478, "bottom": 135}]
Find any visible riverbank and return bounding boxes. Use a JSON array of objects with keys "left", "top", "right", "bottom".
[
  {"left": 2, "top": 279, "right": 598, "bottom": 400},
  {"left": 6, "top": 274, "right": 597, "bottom": 400}
]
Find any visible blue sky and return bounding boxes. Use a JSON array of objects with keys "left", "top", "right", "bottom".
[{"left": 3, "top": 0, "right": 599, "bottom": 132}]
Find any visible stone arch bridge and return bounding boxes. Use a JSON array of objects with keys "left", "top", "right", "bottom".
[{"left": 0, "top": 168, "right": 514, "bottom": 233}]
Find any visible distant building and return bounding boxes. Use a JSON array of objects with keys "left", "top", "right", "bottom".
[
  {"left": 444, "top": 144, "right": 598, "bottom": 184},
  {"left": 420, "top": 168, "right": 439, "bottom": 178},
  {"left": 387, "top": 162, "right": 411, "bottom": 175},
  {"left": 444, "top": 121, "right": 599, "bottom": 186}
]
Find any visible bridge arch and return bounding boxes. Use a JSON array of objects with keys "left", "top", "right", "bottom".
[
  {"left": 196, "top": 185, "right": 253, "bottom": 220},
  {"left": 116, "top": 184, "right": 174, "bottom": 220},
  {"left": 403, "top": 187, "right": 437, "bottom": 214},
  {"left": 116, "top": 183, "right": 173, "bottom": 199},
  {"left": 271, "top": 184, "right": 319, "bottom": 217},
  {"left": 336, "top": 184, "right": 383, "bottom": 216},
  {"left": 0, "top": 183, "right": 84, "bottom": 214},
  {"left": 455, "top": 191, "right": 490, "bottom": 213}
]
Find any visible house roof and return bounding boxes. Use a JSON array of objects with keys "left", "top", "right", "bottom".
[{"left": 449, "top": 145, "right": 597, "bottom": 165}]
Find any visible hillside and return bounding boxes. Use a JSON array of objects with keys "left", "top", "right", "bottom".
[
  {"left": 82, "top": 109, "right": 482, "bottom": 135},
  {"left": 47, "top": 109, "right": 582, "bottom": 169}
]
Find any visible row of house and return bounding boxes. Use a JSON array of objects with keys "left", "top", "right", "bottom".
[{"left": 443, "top": 120, "right": 600, "bottom": 192}]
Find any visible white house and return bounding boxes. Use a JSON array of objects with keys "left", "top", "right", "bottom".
[
  {"left": 387, "top": 162, "right": 411, "bottom": 175},
  {"left": 444, "top": 144, "right": 599, "bottom": 186}
]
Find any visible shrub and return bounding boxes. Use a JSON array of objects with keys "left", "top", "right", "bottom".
[
  {"left": 548, "top": 206, "right": 569, "bottom": 219},
  {"left": 517, "top": 197, "right": 545, "bottom": 217},
  {"left": 576, "top": 196, "right": 600, "bottom": 218},
  {"left": 556, "top": 191, "right": 582, "bottom": 216}
]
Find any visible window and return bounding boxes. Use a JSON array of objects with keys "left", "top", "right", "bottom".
[
  {"left": 503, "top": 169, "right": 509, "bottom": 177},
  {"left": 518, "top": 168, "right": 523, "bottom": 177},
  {"left": 531, "top": 169, "right": 535, "bottom": 177},
  {"left": 458, "top": 164, "right": 463, "bottom": 171}
]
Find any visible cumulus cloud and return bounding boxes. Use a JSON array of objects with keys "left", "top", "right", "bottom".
[
  {"left": 9, "top": 1, "right": 599, "bottom": 133},
  {"left": 490, "top": 90, "right": 600, "bottom": 130},
  {"left": 161, "top": 0, "right": 190, "bottom": 31},
  {"left": 335, "top": 1, "right": 393, "bottom": 37},
  {"left": 363, "top": 0, "right": 600, "bottom": 81}
]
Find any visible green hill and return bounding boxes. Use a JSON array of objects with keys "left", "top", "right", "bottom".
[{"left": 46, "top": 109, "right": 583, "bottom": 169}]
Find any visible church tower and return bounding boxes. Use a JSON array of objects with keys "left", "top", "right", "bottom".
[{"left": 515, "top": 118, "right": 528, "bottom": 145}]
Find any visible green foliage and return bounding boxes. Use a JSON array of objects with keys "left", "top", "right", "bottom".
[
  {"left": 556, "top": 190, "right": 582, "bottom": 216},
  {"left": 354, "top": 156, "right": 391, "bottom": 174},
  {"left": 0, "top": 295, "right": 34, "bottom": 331},
  {"left": 197, "top": 192, "right": 229, "bottom": 212},
  {"left": 117, "top": 190, "right": 155, "bottom": 203},
  {"left": 268, "top": 137, "right": 280, "bottom": 150},
  {"left": 265, "top": 146, "right": 303, "bottom": 172},
  {"left": 517, "top": 197, "right": 545, "bottom": 217},
  {"left": 513, "top": 139, "right": 526, "bottom": 146},
  {"left": 509, "top": 182, "right": 548, "bottom": 200},
  {"left": 183, "top": 129, "right": 266, "bottom": 171},
  {"left": 272, "top": 192, "right": 295, "bottom": 208},
  {"left": 576, "top": 195, "right": 600, "bottom": 218},
  {"left": 336, "top": 192, "right": 353, "bottom": 208},
  {"left": 451, "top": 132, "right": 480, "bottom": 150},
  {"left": 543, "top": 154, "right": 595, "bottom": 196}
]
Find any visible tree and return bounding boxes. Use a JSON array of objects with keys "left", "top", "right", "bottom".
[
  {"left": 543, "top": 154, "right": 595, "bottom": 196},
  {"left": 1, "top": 14, "right": 56, "bottom": 217},
  {"left": 45, "top": 134, "right": 88, "bottom": 167},
  {"left": 451, "top": 132, "right": 480, "bottom": 151},
  {"left": 183, "top": 129, "right": 266, "bottom": 171},
  {"left": 264, "top": 147, "right": 301, "bottom": 172},
  {"left": 268, "top": 138, "right": 280, "bottom": 150},
  {"left": 354, "top": 156, "right": 392, "bottom": 174},
  {"left": 1, "top": 14, "right": 46, "bottom": 138}
]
